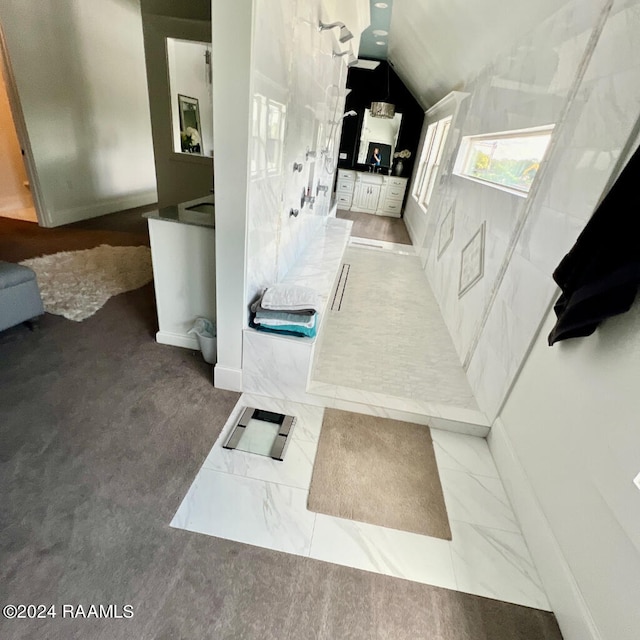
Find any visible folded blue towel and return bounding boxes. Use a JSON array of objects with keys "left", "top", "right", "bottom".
[{"left": 254, "top": 313, "right": 318, "bottom": 338}]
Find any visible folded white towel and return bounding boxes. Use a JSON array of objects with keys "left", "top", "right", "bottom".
[
  {"left": 254, "top": 315, "right": 316, "bottom": 329},
  {"left": 261, "top": 284, "right": 321, "bottom": 312}
]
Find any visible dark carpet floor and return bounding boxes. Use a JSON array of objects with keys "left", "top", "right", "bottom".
[{"left": 0, "top": 214, "right": 563, "bottom": 639}]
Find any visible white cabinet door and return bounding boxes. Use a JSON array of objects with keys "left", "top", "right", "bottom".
[{"left": 353, "top": 183, "right": 381, "bottom": 213}]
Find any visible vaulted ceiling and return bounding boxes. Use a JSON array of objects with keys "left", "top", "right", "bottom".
[{"left": 382, "top": 0, "right": 574, "bottom": 109}]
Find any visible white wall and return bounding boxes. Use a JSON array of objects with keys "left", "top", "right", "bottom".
[
  {"left": 492, "top": 299, "right": 640, "bottom": 640},
  {"left": 0, "top": 0, "right": 157, "bottom": 227},
  {"left": 245, "top": 0, "right": 352, "bottom": 308},
  {"left": 212, "top": 0, "right": 362, "bottom": 391},
  {"left": 211, "top": 0, "right": 252, "bottom": 391},
  {"left": 167, "top": 39, "right": 213, "bottom": 158},
  {"left": 410, "top": 0, "right": 640, "bottom": 420},
  {"left": 389, "top": 0, "right": 574, "bottom": 109}
]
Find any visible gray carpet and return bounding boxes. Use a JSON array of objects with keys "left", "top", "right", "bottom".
[
  {"left": 0, "top": 214, "right": 564, "bottom": 639},
  {"left": 308, "top": 410, "right": 452, "bottom": 539}
]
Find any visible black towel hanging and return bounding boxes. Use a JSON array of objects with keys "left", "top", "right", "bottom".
[{"left": 548, "top": 143, "right": 640, "bottom": 345}]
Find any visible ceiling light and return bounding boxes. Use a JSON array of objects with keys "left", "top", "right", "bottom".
[
  {"left": 372, "top": 29, "right": 388, "bottom": 36},
  {"left": 370, "top": 101, "right": 395, "bottom": 119},
  {"left": 376, "top": 41, "right": 386, "bottom": 46},
  {"left": 374, "top": 2, "right": 389, "bottom": 8}
]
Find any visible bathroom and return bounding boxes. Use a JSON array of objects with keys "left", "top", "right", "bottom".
[{"left": 206, "top": 2, "right": 640, "bottom": 639}]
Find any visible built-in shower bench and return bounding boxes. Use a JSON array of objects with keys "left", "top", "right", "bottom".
[{"left": 242, "top": 216, "right": 352, "bottom": 405}]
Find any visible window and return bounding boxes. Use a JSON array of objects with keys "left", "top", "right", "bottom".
[
  {"left": 455, "top": 126, "right": 554, "bottom": 194},
  {"left": 413, "top": 116, "right": 452, "bottom": 211}
]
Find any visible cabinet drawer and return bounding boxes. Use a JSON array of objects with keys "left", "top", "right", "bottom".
[
  {"left": 387, "top": 177, "right": 407, "bottom": 188},
  {"left": 337, "top": 169, "right": 356, "bottom": 181},
  {"left": 336, "top": 193, "right": 353, "bottom": 207},
  {"left": 336, "top": 180, "right": 355, "bottom": 193},
  {"left": 381, "top": 200, "right": 402, "bottom": 214},
  {"left": 385, "top": 186, "right": 405, "bottom": 200}
]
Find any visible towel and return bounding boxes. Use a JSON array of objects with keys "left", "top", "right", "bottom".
[
  {"left": 254, "top": 313, "right": 318, "bottom": 338},
  {"left": 255, "top": 311, "right": 316, "bottom": 329},
  {"left": 250, "top": 295, "right": 316, "bottom": 316},
  {"left": 261, "top": 284, "right": 321, "bottom": 312}
]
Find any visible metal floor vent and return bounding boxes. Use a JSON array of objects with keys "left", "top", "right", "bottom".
[
  {"left": 350, "top": 240, "right": 384, "bottom": 250},
  {"left": 331, "top": 263, "right": 351, "bottom": 312},
  {"left": 223, "top": 407, "right": 296, "bottom": 461}
]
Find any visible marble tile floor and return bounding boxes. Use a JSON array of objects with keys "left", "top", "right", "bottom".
[
  {"left": 171, "top": 393, "right": 550, "bottom": 611},
  {"left": 309, "top": 241, "right": 482, "bottom": 423}
]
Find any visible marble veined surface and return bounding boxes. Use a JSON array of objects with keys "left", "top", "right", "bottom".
[
  {"left": 310, "top": 243, "right": 480, "bottom": 410},
  {"left": 171, "top": 394, "right": 549, "bottom": 610}
]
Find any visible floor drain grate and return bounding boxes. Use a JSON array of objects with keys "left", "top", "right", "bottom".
[
  {"left": 331, "top": 263, "right": 350, "bottom": 311},
  {"left": 351, "top": 240, "right": 384, "bottom": 250}
]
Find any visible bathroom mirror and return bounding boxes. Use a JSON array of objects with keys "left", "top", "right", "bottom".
[
  {"left": 356, "top": 108, "right": 403, "bottom": 168},
  {"left": 166, "top": 38, "right": 213, "bottom": 157}
]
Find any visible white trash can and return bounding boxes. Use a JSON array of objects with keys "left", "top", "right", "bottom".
[
  {"left": 196, "top": 334, "right": 217, "bottom": 364},
  {"left": 188, "top": 317, "right": 217, "bottom": 364}
]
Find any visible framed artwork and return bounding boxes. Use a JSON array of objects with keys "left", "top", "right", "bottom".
[
  {"left": 437, "top": 204, "right": 455, "bottom": 259},
  {"left": 458, "top": 221, "right": 486, "bottom": 298},
  {"left": 366, "top": 142, "right": 392, "bottom": 169},
  {"left": 178, "top": 94, "right": 202, "bottom": 154}
]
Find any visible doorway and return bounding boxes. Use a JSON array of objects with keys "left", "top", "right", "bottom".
[
  {"left": 0, "top": 45, "right": 35, "bottom": 222},
  {"left": 0, "top": 23, "right": 44, "bottom": 226}
]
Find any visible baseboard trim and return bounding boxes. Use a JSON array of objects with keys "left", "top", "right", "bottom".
[
  {"left": 214, "top": 365, "right": 243, "bottom": 392},
  {"left": 156, "top": 330, "right": 199, "bottom": 350},
  {"left": 403, "top": 205, "right": 426, "bottom": 248},
  {"left": 45, "top": 190, "right": 158, "bottom": 228},
  {"left": 489, "top": 419, "right": 601, "bottom": 640}
]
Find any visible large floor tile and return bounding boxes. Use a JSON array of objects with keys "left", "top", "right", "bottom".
[
  {"left": 440, "top": 468, "right": 521, "bottom": 533},
  {"left": 431, "top": 429, "right": 499, "bottom": 478},
  {"left": 308, "top": 514, "right": 457, "bottom": 591},
  {"left": 171, "top": 468, "right": 317, "bottom": 557},
  {"left": 449, "top": 520, "right": 550, "bottom": 610}
]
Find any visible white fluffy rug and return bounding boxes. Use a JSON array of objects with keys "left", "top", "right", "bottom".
[{"left": 20, "top": 244, "right": 153, "bottom": 322}]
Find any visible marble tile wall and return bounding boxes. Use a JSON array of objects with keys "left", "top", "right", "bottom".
[
  {"left": 416, "top": 0, "right": 640, "bottom": 419},
  {"left": 245, "top": 0, "right": 352, "bottom": 310}
]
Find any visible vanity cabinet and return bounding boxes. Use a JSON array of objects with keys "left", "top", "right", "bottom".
[
  {"left": 334, "top": 169, "right": 408, "bottom": 218},
  {"left": 378, "top": 176, "right": 407, "bottom": 217},
  {"left": 335, "top": 169, "right": 356, "bottom": 209},
  {"left": 353, "top": 181, "right": 382, "bottom": 213}
]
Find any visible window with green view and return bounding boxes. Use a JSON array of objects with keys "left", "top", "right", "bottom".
[{"left": 456, "top": 126, "right": 554, "bottom": 194}]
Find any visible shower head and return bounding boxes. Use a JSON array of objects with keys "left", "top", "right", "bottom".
[
  {"left": 319, "top": 21, "right": 354, "bottom": 43},
  {"left": 333, "top": 110, "right": 357, "bottom": 124},
  {"left": 339, "top": 26, "right": 354, "bottom": 43}
]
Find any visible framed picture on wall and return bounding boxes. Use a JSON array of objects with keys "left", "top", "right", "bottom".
[
  {"left": 178, "top": 94, "right": 202, "bottom": 154},
  {"left": 458, "top": 222, "right": 486, "bottom": 297},
  {"left": 366, "top": 142, "right": 392, "bottom": 169}
]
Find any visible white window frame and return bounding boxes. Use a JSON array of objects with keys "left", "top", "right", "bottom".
[
  {"left": 412, "top": 116, "right": 452, "bottom": 212},
  {"left": 453, "top": 124, "right": 554, "bottom": 196}
]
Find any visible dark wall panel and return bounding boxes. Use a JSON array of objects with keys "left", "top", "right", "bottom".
[{"left": 338, "top": 61, "right": 424, "bottom": 179}]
